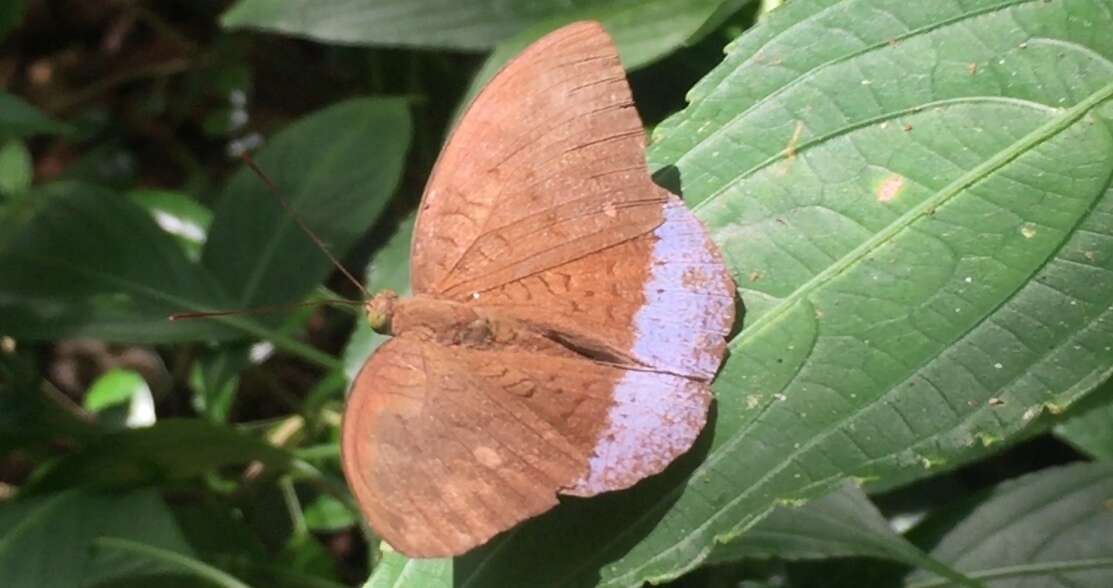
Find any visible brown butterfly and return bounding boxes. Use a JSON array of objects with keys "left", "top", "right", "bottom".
[{"left": 341, "top": 21, "right": 735, "bottom": 558}]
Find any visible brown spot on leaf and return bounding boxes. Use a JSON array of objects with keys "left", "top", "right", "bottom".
[
  {"left": 777, "top": 121, "right": 805, "bottom": 176},
  {"left": 876, "top": 174, "right": 904, "bottom": 203}
]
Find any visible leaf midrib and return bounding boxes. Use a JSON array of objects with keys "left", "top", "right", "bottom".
[{"left": 729, "top": 83, "right": 1113, "bottom": 355}]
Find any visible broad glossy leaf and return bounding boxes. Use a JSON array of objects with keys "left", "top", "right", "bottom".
[
  {"left": 0, "top": 91, "right": 69, "bottom": 138},
  {"left": 203, "top": 97, "right": 411, "bottom": 310},
  {"left": 1055, "top": 379, "right": 1113, "bottom": 460},
  {"left": 363, "top": 552, "right": 450, "bottom": 588},
  {"left": 445, "top": 0, "right": 1113, "bottom": 585},
  {"left": 342, "top": 214, "right": 412, "bottom": 383},
  {"left": 907, "top": 462, "right": 1113, "bottom": 588},
  {"left": 27, "top": 419, "right": 292, "bottom": 492},
  {"left": 0, "top": 488, "right": 195, "bottom": 588},
  {"left": 221, "top": 0, "right": 738, "bottom": 51},
  {"left": 707, "top": 482, "right": 973, "bottom": 587},
  {"left": 0, "top": 182, "right": 239, "bottom": 343}
]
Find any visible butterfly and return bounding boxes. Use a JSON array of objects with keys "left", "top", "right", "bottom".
[{"left": 341, "top": 20, "right": 735, "bottom": 558}]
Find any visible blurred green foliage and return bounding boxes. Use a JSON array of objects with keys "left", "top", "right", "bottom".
[{"left": 1, "top": 1, "right": 1112, "bottom": 587}]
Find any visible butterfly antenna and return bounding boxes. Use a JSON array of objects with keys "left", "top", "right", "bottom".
[
  {"left": 240, "top": 152, "right": 371, "bottom": 299},
  {"left": 170, "top": 298, "right": 365, "bottom": 321}
]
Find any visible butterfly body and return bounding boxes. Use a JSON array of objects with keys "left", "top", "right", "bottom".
[{"left": 342, "top": 21, "right": 736, "bottom": 558}]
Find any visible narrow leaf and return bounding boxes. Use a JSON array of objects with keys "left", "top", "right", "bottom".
[
  {"left": 203, "top": 97, "right": 411, "bottom": 311},
  {"left": 27, "top": 419, "right": 292, "bottom": 492}
]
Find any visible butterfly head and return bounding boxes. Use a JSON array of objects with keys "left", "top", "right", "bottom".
[{"left": 365, "top": 289, "right": 399, "bottom": 335}]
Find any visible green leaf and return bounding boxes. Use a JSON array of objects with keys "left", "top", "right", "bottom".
[
  {"left": 0, "top": 182, "right": 238, "bottom": 343},
  {"left": 222, "top": 0, "right": 742, "bottom": 50},
  {"left": 455, "top": 0, "right": 753, "bottom": 119},
  {"left": 0, "top": 91, "right": 69, "bottom": 138},
  {"left": 85, "top": 368, "right": 148, "bottom": 413},
  {"left": 202, "top": 97, "right": 411, "bottom": 311},
  {"left": 0, "top": 488, "right": 196, "bottom": 588},
  {"left": 129, "top": 189, "right": 213, "bottom": 261},
  {"left": 0, "top": 0, "right": 24, "bottom": 41},
  {"left": 84, "top": 368, "right": 156, "bottom": 429},
  {"left": 496, "top": 0, "right": 749, "bottom": 72},
  {"left": 0, "top": 139, "right": 32, "bottom": 197},
  {"left": 342, "top": 214, "right": 413, "bottom": 383},
  {"left": 95, "top": 537, "right": 253, "bottom": 588},
  {"left": 363, "top": 551, "right": 450, "bottom": 588},
  {"left": 189, "top": 345, "right": 251, "bottom": 423},
  {"left": 1055, "top": 379, "right": 1113, "bottom": 460},
  {"left": 448, "top": 0, "right": 1113, "bottom": 585},
  {"left": 302, "top": 494, "right": 357, "bottom": 532},
  {"left": 0, "top": 350, "right": 98, "bottom": 453},
  {"left": 0, "top": 183, "right": 338, "bottom": 366},
  {"left": 907, "top": 462, "right": 1113, "bottom": 587},
  {"left": 707, "top": 482, "right": 975, "bottom": 587},
  {"left": 27, "top": 419, "right": 293, "bottom": 492}
]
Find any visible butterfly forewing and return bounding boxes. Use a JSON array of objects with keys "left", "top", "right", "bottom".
[{"left": 410, "top": 21, "right": 666, "bottom": 297}]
